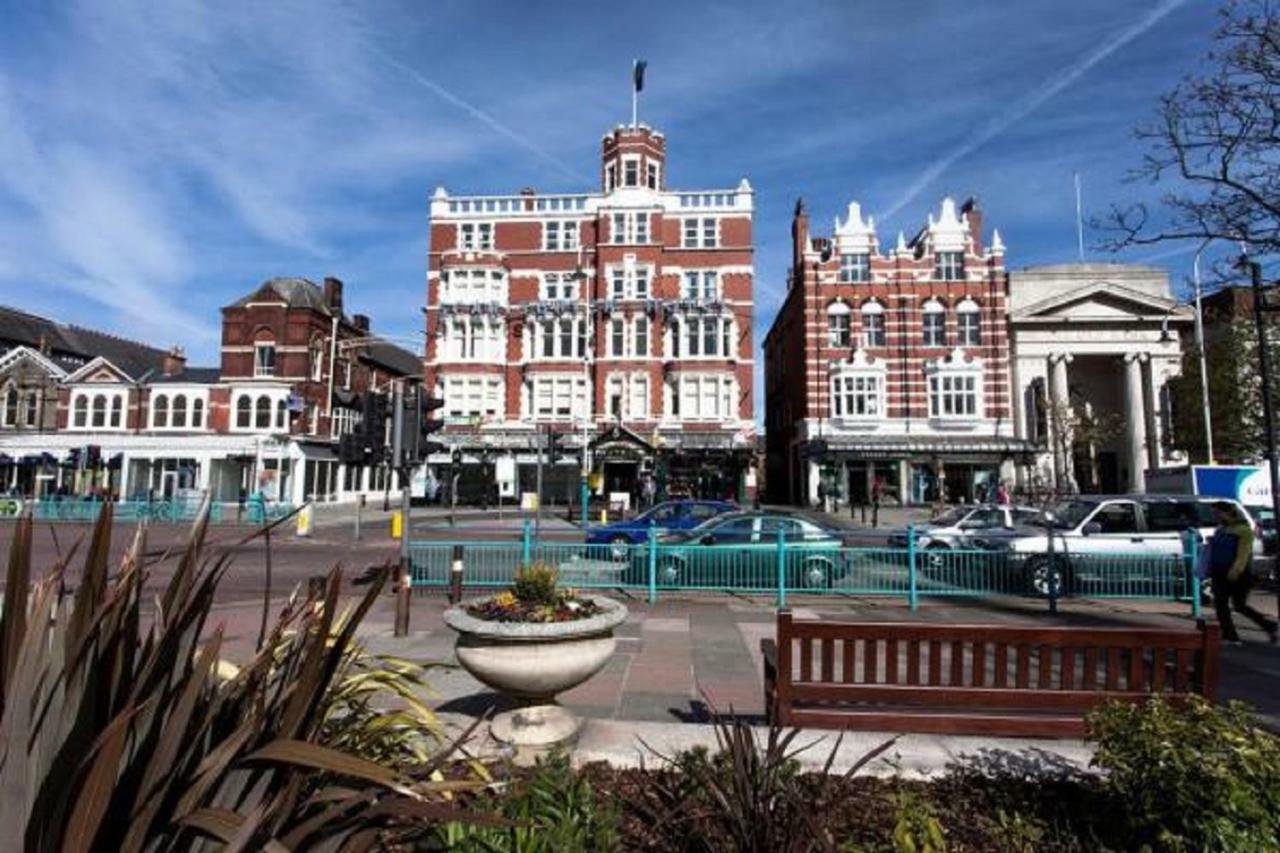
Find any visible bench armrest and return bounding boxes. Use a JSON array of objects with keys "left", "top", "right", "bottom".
[{"left": 760, "top": 639, "right": 779, "bottom": 725}]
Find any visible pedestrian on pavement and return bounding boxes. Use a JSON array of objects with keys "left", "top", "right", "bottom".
[
  {"left": 995, "top": 481, "right": 1010, "bottom": 506},
  {"left": 1207, "top": 501, "right": 1279, "bottom": 645}
]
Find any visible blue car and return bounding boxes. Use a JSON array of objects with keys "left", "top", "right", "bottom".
[{"left": 585, "top": 500, "right": 736, "bottom": 557}]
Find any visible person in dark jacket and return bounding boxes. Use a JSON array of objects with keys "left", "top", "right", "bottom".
[{"left": 1207, "top": 502, "right": 1279, "bottom": 644}]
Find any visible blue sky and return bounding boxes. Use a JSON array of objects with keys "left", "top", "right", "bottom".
[{"left": 0, "top": 0, "right": 1220, "bottom": 415}]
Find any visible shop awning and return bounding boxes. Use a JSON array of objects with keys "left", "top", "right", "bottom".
[
  {"left": 808, "top": 435, "right": 1040, "bottom": 459},
  {"left": 296, "top": 443, "right": 338, "bottom": 462}
]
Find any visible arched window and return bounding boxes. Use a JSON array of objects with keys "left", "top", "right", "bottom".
[
  {"left": 276, "top": 398, "right": 288, "bottom": 430},
  {"left": 922, "top": 299, "right": 946, "bottom": 347},
  {"left": 24, "top": 392, "right": 37, "bottom": 427},
  {"left": 827, "top": 302, "right": 851, "bottom": 348},
  {"left": 172, "top": 394, "right": 188, "bottom": 428},
  {"left": 2, "top": 387, "right": 16, "bottom": 427},
  {"left": 236, "top": 395, "right": 251, "bottom": 428},
  {"left": 860, "top": 301, "right": 886, "bottom": 347},
  {"left": 255, "top": 395, "right": 272, "bottom": 429},
  {"left": 956, "top": 298, "right": 981, "bottom": 346},
  {"left": 110, "top": 395, "right": 123, "bottom": 428},
  {"left": 192, "top": 398, "right": 204, "bottom": 429},
  {"left": 254, "top": 334, "right": 276, "bottom": 377},
  {"left": 91, "top": 395, "right": 107, "bottom": 428},
  {"left": 152, "top": 394, "right": 169, "bottom": 428},
  {"left": 73, "top": 395, "right": 88, "bottom": 428}
]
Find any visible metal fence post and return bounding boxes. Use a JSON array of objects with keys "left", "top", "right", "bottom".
[
  {"left": 907, "top": 523, "right": 918, "bottom": 612},
  {"left": 1184, "top": 527, "right": 1201, "bottom": 620},
  {"left": 776, "top": 528, "right": 787, "bottom": 609},
  {"left": 647, "top": 525, "right": 658, "bottom": 605},
  {"left": 449, "top": 544, "right": 465, "bottom": 605},
  {"left": 521, "top": 518, "right": 532, "bottom": 565}
]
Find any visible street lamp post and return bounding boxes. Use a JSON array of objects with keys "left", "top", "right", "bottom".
[
  {"left": 1238, "top": 254, "right": 1280, "bottom": 623},
  {"left": 1193, "top": 248, "right": 1215, "bottom": 464}
]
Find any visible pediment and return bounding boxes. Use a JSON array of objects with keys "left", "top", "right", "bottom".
[
  {"left": 64, "top": 356, "right": 134, "bottom": 384},
  {"left": 1013, "top": 281, "right": 1187, "bottom": 321},
  {"left": 0, "top": 346, "right": 66, "bottom": 380}
]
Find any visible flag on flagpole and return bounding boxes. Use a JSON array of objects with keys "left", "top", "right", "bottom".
[{"left": 633, "top": 59, "right": 647, "bottom": 93}]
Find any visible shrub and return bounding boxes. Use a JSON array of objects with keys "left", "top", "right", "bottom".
[
  {"left": 440, "top": 750, "right": 620, "bottom": 852},
  {"left": 513, "top": 561, "right": 559, "bottom": 605},
  {"left": 890, "top": 788, "right": 947, "bottom": 853},
  {"left": 1087, "top": 697, "right": 1280, "bottom": 852},
  {"left": 0, "top": 505, "right": 487, "bottom": 850}
]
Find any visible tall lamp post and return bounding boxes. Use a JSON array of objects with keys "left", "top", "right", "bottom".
[
  {"left": 1237, "top": 252, "right": 1280, "bottom": 623},
  {"left": 569, "top": 259, "right": 592, "bottom": 527},
  {"left": 1193, "top": 247, "right": 1215, "bottom": 464}
]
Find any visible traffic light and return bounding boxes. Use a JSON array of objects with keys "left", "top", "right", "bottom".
[
  {"left": 546, "top": 429, "right": 565, "bottom": 464},
  {"left": 417, "top": 393, "right": 447, "bottom": 460},
  {"left": 339, "top": 392, "right": 390, "bottom": 465}
]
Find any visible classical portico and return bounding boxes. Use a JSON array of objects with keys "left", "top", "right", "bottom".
[{"left": 1008, "top": 264, "right": 1192, "bottom": 496}]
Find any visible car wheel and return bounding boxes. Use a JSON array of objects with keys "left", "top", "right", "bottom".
[
  {"left": 924, "top": 544, "right": 951, "bottom": 574},
  {"left": 609, "top": 535, "right": 632, "bottom": 561},
  {"left": 1025, "top": 556, "right": 1069, "bottom": 598},
  {"left": 799, "top": 558, "right": 835, "bottom": 590},
  {"left": 657, "top": 556, "right": 684, "bottom": 586}
]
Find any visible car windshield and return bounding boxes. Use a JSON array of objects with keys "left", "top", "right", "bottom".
[
  {"left": 639, "top": 503, "right": 678, "bottom": 523},
  {"left": 1035, "top": 500, "right": 1099, "bottom": 530},
  {"left": 688, "top": 513, "right": 748, "bottom": 535},
  {"left": 929, "top": 507, "right": 970, "bottom": 527}
]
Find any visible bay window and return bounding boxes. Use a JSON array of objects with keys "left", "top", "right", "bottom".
[
  {"left": 441, "top": 268, "right": 505, "bottom": 303},
  {"left": 928, "top": 373, "right": 980, "bottom": 419},
  {"left": 830, "top": 373, "right": 883, "bottom": 419}
]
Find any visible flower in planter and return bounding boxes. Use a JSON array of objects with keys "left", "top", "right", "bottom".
[{"left": 467, "top": 562, "right": 604, "bottom": 623}]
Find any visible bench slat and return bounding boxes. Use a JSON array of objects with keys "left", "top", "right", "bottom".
[
  {"left": 907, "top": 640, "right": 920, "bottom": 685},
  {"left": 1016, "top": 644, "right": 1030, "bottom": 689},
  {"left": 1106, "top": 647, "right": 1122, "bottom": 691},
  {"left": 1083, "top": 647, "right": 1097, "bottom": 690},
  {"left": 800, "top": 637, "right": 813, "bottom": 683},
  {"left": 776, "top": 620, "right": 1208, "bottom": 648},
  {"left": 1174, "top": 648, "right": 1190, "bottom": 692},
  {"left": 1129, "top": 646, "right": 1145, "bottom": 691},
  {"left": 1039, "top": 645, "right": 1053, "bottom": 689},
  {"left": 1152, "top": 648, "right": 1166, "bottom": 693},
  {"left": 784, "top": 708, "right": 1088, "bottom": 738},
  {"left": 1061, "top": 647, "right": 1075, "bottom": 691},
  {"left": 788, "top": 682, "right": 1154, "bottom": 711},
  {"left": 842, "top": 639, "right": 855, "bottom": 684},
  {"left": 886, "top": 638, "right": 899, "bottom": 684},
  {"left": 994, "top": 642, "right": 1007, "bottom": 688},
  {"left": 821, "top": 638, "right": 834, "bottom": 684},
  {"left": 950, "top": 640, "right": 964, "bottom": 687},
  {"left": 928, "top": 641, "right": 941, "bottom": 686},
  {"left": 866, "top": 637, "right": 879, "bottom": 684},
  {"left": 972, "top": 640, "right": 985, "bottom": 688}
]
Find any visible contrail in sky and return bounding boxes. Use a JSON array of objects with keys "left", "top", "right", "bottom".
[
  {"left": 375, "top": 50, "right": 590, "bottom": 184},
  {"left": 879, "top": 0, "right": 1187, "bottom": 223}
]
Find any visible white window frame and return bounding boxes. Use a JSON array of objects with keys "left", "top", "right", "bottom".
[
  {"left": 529, "top": 375, "right": 586, "bottom": 421},
  {"left": 253, "top": 342, "right": 276, "bottom": 378},
  {"left": 442, "top": 376, "right": 504, "bottom": 422},
  {"left": 540, "top": 272, "right": 579, "bottom": 301},
  {"left": 542, "top": 220, "right": 580, "bottom": 252},
  {"left": 622, "top": 156, "right": 640, "bottom": 188},
  {"left": 672, "top": 374, "right": 736, "bottom": 421},
  {"left": 861, "top": 302, "right": 886, "bottom": 347},
  {"left": 935, "top": 251, "right": 964, "bottom": 281},
  {"left": 927, "top": 370, "right": 982, "bottom": 420},
  {"left": 532, "top": 316, "right": 584, "bottom": 360},
  {"left": 679, "top": 315, "right": 733, "bottom": 359},
  {"left": 922, "top": 300, "right": 946, "bottom": 347},
  {"left": 458, "top": 221, "right": 494, "bottom": 251},
  {"left": 440, "top": 268, "right": 505, "bottom": 304},
  {"left": 829, "top": 371, "right": 884, "bottom": 420},
  {"left": 827, "top": 303, "right": 852, "bottom": 348},
  {"left": 839, "top": 253, "right": 871, "bottom": 283},
  {"left": 610, "top": 211, "right": 650, "bottom": 245},
  {"left": 605, "top": 262, "right": 653, "bottom": 300},
  {"left": 681, "top": 270, "right": 720, "bottom": 301},
  {"left": 956, "top": 300, "right": 981, "bottom": 346}
]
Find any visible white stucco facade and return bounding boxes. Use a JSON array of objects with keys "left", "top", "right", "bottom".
[{"left": 1008, "top": 264, "right": 1191, "bottom": 495}]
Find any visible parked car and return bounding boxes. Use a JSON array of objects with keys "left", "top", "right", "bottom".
[
  {"left": 585, "top": 500, "right": 736, "bottom": 557},
  {"left": 980, "top": 494, "right": 1265, "bottom": 597},
  {"left": 887, "top": 504, "right": 1043, "bottom": 565},
  {"left": 622, "top": 510, "right": 849, "bottom": 589}
]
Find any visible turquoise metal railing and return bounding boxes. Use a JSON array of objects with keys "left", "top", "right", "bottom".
[
  {"left": 405, "top": 528, "right": 1202, "bottom": 614},
  {"left": 21, "top": 499, "right": 295, "bottom": 525}
]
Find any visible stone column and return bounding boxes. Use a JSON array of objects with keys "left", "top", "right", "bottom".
[
  {"left": 1143, "top": 358, "right": 1160, "bottom": 474},
  {"left": 1124, "top": 354, "right": 1147, "bottom": 493}
]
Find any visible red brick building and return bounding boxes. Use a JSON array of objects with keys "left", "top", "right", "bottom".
[
  {"left": 0, "top": 277, "right": 419, "bottom": 504},
  {"left": 426, "top": 124, "right": 757, "bottom": 505},
  {"left": 764, "top": 197, "right": 1033, "bottom": 506}
]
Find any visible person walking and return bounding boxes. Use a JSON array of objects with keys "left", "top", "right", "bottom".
[{"left": 1206, "top": 501, "right": 1278, "bottom": 645}]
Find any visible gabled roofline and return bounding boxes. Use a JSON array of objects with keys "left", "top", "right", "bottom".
[
  {"left": 63, "top": 355, "right": 139, "bottom": 384},
  {"left": 0, "top": 346, "right": 68, "bottom": 380}
]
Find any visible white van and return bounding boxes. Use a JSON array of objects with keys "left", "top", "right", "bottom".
[{"left": 995, "top": 494, "right": 1264, "bottom": 596}]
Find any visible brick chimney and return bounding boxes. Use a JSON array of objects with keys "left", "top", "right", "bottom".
[
  {"left": 352, "top": 314, "right": 370, "bottom": 333},
  {"left": 960, "top": 197, "right": 983, "bottom": 254},
  {"left": 791, "top": 198, "right": 809, "bottom": 284},
  {"left": 323, "top": 277, "right": 344, "bottom": 313},
  {"left": 162, "top": 345, "right": 186, "bottom": 376}
]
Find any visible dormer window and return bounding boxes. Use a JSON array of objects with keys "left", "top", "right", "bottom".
[
  {"left": 839, "top": 253, "right": 870, "bottom": 283},
  {"left": 935, "top": 251, "right": 964, "bottom": 281}
]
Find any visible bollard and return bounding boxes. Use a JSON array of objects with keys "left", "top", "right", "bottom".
[
  {"left": 394, "top": 559, "right": 411, "bottom": 637},
  {"left": 776, "top": 528, "right": 787, "bottom": 609},
  {"left": 907, "top": 524, "right": 918, "bottom": 612},
  {"left": 449, "top": 543, "right": 465, "bottom": 604},
  {"left": 391, "top": 510, "right": 402, "bottom": 540},
  {"left": 647, "top": 525, "right": 658, "bottom": 605},
  {"left": 521, "top": 518, "right": 533, "bottom": 565}
]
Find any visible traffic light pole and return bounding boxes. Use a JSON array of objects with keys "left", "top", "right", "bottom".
[
  {"left": 534, "top": 424, "right": 544, "bottom": 536},
  {"left": 391, "top": 382, "right": 412, "bottom": 636}
]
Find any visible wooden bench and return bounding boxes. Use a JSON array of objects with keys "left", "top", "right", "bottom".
[{"left": 761, "top": 611, "right": 1220, "bottom": 737}]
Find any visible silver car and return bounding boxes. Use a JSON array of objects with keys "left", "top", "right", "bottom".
[{"left": 889, "top": 504, "right": 1043, "bottom": 565}]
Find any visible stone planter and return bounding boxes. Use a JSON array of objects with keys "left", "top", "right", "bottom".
[{"left": 443, "top": 595, "right": 628, "bottom": 752}]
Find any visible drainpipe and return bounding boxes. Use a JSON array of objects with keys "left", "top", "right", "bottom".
[{"left": 325, "top": 315, "right": 339, "bottom": 439}]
